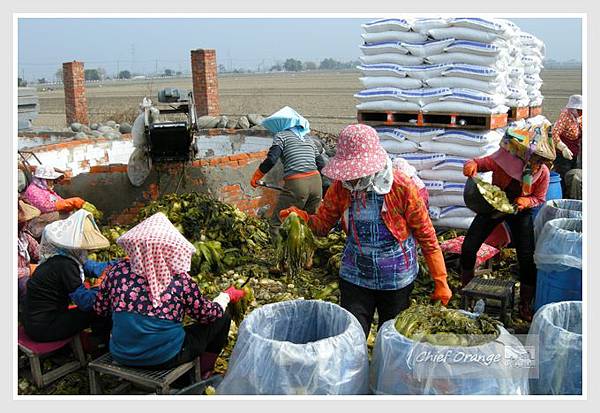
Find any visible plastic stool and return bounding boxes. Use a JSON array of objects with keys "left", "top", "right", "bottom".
[{"left": 18, "top": 325, "right": 87, "bottom": 388}]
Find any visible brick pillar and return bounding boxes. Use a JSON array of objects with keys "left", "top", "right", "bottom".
[
  {"left": 191, "top": 49, "right": 220, "bottom": 117},
  {"left": 62, "top": 61, "right": 89, "bottom": 125}
]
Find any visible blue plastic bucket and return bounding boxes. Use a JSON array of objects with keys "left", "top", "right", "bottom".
[
  {"left": 535, "top": 267, "right": 582, "bottom": 311},
  {"left": 532, "top": 172, "right": 563, "bottom": 219}
]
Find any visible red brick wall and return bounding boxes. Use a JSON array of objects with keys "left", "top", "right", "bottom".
[
  {"left": 191, "top": 49, "right": 220, "bottom": 117},
  {"left": 62, "top": 61, "right": 89, "bottom": 125}
]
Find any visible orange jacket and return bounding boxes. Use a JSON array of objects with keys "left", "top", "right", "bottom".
[{"left": 308, "top": 169, "right": 442, "bottom": 256}]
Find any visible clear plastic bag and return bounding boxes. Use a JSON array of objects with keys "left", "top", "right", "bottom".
[
  {"left": 534, "top": 218, "right": 582, "bottom": 271},
  {"left": 533, "top": 200, "right": 582, "bottom": 241},
  {"left": 526, "top": 301, "right": 582, "bottom": 395},
  {"left": 217, "top": 300, "right": 369, "bottom": 395},
  {"left": 370, "top": 319, "right": 530, "bottom": 395}
]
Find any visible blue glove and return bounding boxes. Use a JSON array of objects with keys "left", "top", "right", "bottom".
[
  {"left": 84, "top": 259, "right": 118, "bottom": 278},
  {"left": 69, "top": 285, "right": 99, "bottom": 312}
]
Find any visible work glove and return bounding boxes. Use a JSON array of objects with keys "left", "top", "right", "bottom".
[
  {"left": 28, "top": 263, "right": 38, "bottom": 276},
  {"left": 556, "top": 140, "right": 574, "bottom": 160},
  {"left": 279, "top": 206, "right": 309, "bottom": 223},
  {"left": 424, "top": 250, "right": 452, "bottom": 305},
  {"left": 463, "top": 160, "right": 478, "bottom": 177},
  {"left": 250, "top": 169, "right": 265, "bottom": 188},
  {"left": 224, "top": 286, "right": 246, "bottom": 304},
  {"left": 514, "top": 197, "right": 531, "bottom": 211},
  {"left": 55, "top": 197, "right": 85, "bottom": 212},
  {"left": 83, "top": 260, "right": 113, "bottom": 278}
]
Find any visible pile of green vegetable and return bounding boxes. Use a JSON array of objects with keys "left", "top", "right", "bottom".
[
  {"left": 474, "top": 177, "right": 514, "bottom": 214},
  {"left": 394, "top": 302, "right": 500, "bottom": 346}
]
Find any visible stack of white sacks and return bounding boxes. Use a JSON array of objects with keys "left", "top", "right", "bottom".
[{"left": 355, "top": 17, "right": 546, "bottom": 230}]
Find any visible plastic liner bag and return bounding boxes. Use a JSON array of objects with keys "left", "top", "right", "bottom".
[
  {"left": 534, "top": 218, "right": 582, "bottom": 272},
  {"left": 431, "top": 216, "right": 474, "bottom": 230},
  {"left": 394, "top": 151, "right": 446, "bottom": 169},
  {"left": 376, "top": 127, "right": 407, "bottom": 142},
  {"left": 412, "top": 17, "right": 449, "bottom": 33},
  {"left": 381, "top": 139, "right": 419, "bottom": 154},
  {"left": 360, "top": 42, "right": 408, "bottom": 55},
  {"left": 425, "top": 76, "right": 506, "bottom": 94},
  {"left": 526, "top": 301, "right": 582, "bottom": 395},
  {"left": 362, "top": 30, "right": 428, "bottom": 44},
  {"left": 432, "top": 129, "right": 503, "bottom": 147},
  {"left": 422, "top": 101, "right": 509, "bottom": 115},
  {"left": 429, "top": 194, "right": 466, "bottom": 207},
  {"left": 448, "top": 17, "right": 507, "bottom": 34},
  {"left": 533, "top": 200, "right": 583, "bottom": 241},
  {"left": 356, "top": 100, "right": 420, "bottom": 112},
  {"left": 428, "top": 27, "right": 506, "bottom": 43},
  {"left": 131, "top": 113, "right": 147, "bottom": 148},
  {"left": 217, "top": 300, "right": 369, "bottom": 395},
  {"left": 419, "top": 169, "right": 467, "bottom": 183},
  {"left": 362, "top": 18, "right": 412, "bottom": 33},
  {"left": 401, "top": 39, "right": 455, "bottom": 57},
  {"left": 357, "top": 63, "right": 407, "bottom": 77},
  {"left": 371, "top": 319, "right": 529, "bottom": 395},
  {"left": 425, "top": 51, "right": 509, "bottom": 67},
  {"left": 445, "top": 40, "right": 506, "bottom": 56},
  {"left": 441, "top": 89, "right": 506, "bottom": 109},
  {"left": 419, "top": 141, "right": 499, "bottom": 159},
  {"left": 359, "top": 53, "right": 424, "bottom": 66},
  {"left": 359, "top": 76, "right": 423, "bottom": 89}
]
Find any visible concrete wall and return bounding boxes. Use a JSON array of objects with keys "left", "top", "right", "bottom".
[{"left": 22, "top": 130, "right": 284, "bottom": 226}]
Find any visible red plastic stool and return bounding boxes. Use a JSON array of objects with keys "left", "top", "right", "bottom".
[{"left": 18, "top": 325, "right": 87, "bottom": 387}]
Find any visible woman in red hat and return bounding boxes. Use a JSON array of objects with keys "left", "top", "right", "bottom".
[{"left": 280, "top": 124, "right": 451, "bottom": 338}]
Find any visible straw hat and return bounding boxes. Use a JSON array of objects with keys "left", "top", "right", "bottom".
[
  {"left": 566, "top": 95, "right": 582, "bottom": 110},
  {"left": 44, "top": 210, "right": 109, "bottom": 250},
  {"left": 321, "top": 124, "right": 388, "bottom": 181},
  {"left": 18, "top": 200, "right": 40, "bottom": 223},
  {"left": 33, "top": 165, "right": 63, "bottom": 180},
  {"left": 533, "top": 133, "right": 556, "bottom": 162}
]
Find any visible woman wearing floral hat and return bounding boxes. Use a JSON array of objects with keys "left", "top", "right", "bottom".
[
  {"left": 280, "top": 124, "right": 452, "bottom": 338},
  {"left": 17, "top": 201, "right": 41, "bottom": 301},
  {"left": 94, "top": 213, "right": 245, "bottom": 377},
  {"left": 461, "top": 128, "right": 555, "bottom": 321}
]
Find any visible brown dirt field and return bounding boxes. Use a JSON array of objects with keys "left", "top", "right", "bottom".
[{"left": 33, "top": 69, "right": 581, "bottom": 134}]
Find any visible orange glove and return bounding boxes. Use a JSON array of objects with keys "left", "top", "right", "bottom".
[
  {"left": 279, "top": 207, "right": 309, "bottom": 223},
  {"left": 514, "top": 197, "right": 531, "bottom": 211},
  {"left": 250, "top": 169, "right": 265, "bottom": 188},
  {"left": 28, "top": 264, "right": 38, "bottom": 276},
  {"left": 424, "top": 250, "right": 452, "bottom": 305},
  {"left": 463, "top": 160, "right": 478, "bottom": 177},
  {"left": 55, "top": 197, "right": 85, "bottom": 212}
]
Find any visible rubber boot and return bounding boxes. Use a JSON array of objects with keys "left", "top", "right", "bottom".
[
  {"left": 519, "top": 284, "right": 535, "bottom": 322},
  {"left": 460, "top": 268, "right": 475, "bottom": 288},
  {"left": 199, "top": 352, "right": 219, "bottom": 380}
]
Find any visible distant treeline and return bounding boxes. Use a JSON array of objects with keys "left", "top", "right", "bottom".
[
  {"left": 221, "top": 58, "right": 361, "bottom": 74},
  {"left": 544, "top": 59, "right": 582, "bottom": 69}
]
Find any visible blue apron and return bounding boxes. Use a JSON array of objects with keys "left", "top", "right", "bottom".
[{"left": 340, "top": 191, "right": 418, "bottom": 291}]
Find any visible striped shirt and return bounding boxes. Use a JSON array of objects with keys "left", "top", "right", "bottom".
[{"left": 260, "top": 131, "right": 323, "bottom": 178}]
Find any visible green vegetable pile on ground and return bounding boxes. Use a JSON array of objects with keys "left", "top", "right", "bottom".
[{"left": 395, "top": 302, "right": 500, "bottom": 346}]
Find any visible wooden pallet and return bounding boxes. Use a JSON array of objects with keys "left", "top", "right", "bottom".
[
  {"left": 529, "top": 106, "right": 543, "bottom": 117},
  {"left": 507, "top": 106, "right": 529, "bottom": 121},
  {"left": 357, "top": 110, "right": 507, "bottom": 130}
]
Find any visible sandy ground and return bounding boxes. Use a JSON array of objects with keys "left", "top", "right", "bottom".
[{"left": 33, "top": 69, "right": 582, "bottom": 134}]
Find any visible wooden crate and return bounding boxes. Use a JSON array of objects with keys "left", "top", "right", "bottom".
[
  {"left": 529, "top": 106, "right": 543, "bottom": 117},
  {"left": 508, "top": 106, "right": 529, "bottom": 121},
  {"left": 357, "top": 110, "right": 507, "bottom": 130}
]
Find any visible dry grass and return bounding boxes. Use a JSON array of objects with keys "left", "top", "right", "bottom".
[{"left": 33, "top": 69, "right": 582, "bottom": 133}]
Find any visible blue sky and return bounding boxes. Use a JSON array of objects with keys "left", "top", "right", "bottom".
[{"left": 18, "top": 17, "right": 583, "bottom": 80}]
